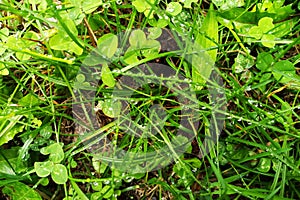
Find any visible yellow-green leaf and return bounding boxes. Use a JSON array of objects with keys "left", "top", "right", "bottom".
[
  {"left": 102, "top": 63, "right": 115, "bottom": 87},
  {"left": 196, "top": 5, "right": 218, "bottom": 61},
  {"left": 192, "top": 4, "right": 218, "bottom": 88}
]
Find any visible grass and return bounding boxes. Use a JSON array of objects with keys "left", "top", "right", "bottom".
[{"left": 0, "top": 0, "right": 300, "bottom": 199}]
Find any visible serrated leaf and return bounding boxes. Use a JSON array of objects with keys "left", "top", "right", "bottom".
[
  {"left": 2, "top": 181, "right": 42, "bottom": 200},
  {"left": 51, "top": 164, "right": 68, "bottom": 184},
  {"left": 101, "top": 63, "right": 115, "bottom": 87},
  {"left": 34, "top": 161, "right": 53, "bottom": 177}
]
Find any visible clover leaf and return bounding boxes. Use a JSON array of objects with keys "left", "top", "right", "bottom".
[
  {"left": 256, "top": 52, "right": 274, "bottom": 71},
  {"left": 97, "top": 99, "right": 121, "bottom": 118},
  {"left": 272, "top": 60, "right": 296, "bottom": 83},
  {"left": 132, "top": 0, "right": 159, "bottom": 19},
  {"left": 51, "top": 164, "right": 68, "bottom": 184},
  {"left": 261, "top": 34, "right": 276, "bottom": 48},
  {"left": 179, "top": 0, "right": 198, "bottom": 8},
  {"left": 102, "top": 63, "right": 115, "bottom": 87},
  {"left": 34, "top": 161, "right": 53, "bottom": 177},
  {"left": 249, "top": 17, "right": 276, "bottom": 48},
  {"left": 34, "top": 143, "right": 68, "bottom": 185},
  {"left": 40, "top": 143, "right": 64, "bottom": 163},
  {"left": 124, "top": 30, "right": 161, "bottom": 64},
  {"left": 258, "top": 17, "right": 274, "bottom": 33},
  {"left": 166, "top": 2, "right": 182, "bottom": 16}
]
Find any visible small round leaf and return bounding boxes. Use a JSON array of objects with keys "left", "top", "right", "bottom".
[
  {"left": 51, "top": 164, "right": 68, "bottom": 184},
  {"left": 166, "top": 2, "right": 182, "bottom": 16}
]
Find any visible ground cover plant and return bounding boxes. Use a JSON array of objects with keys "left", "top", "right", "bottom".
[{"left": 0, "top": 0, "right": 300, "bottom": 199}]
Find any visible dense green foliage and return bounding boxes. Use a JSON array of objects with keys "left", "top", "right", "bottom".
[{"left": 0, "top": 0, "right": 299, "bottom": 199}]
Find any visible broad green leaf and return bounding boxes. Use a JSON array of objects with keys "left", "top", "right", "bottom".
[
  {"left": 132, "top": 0, "right": 147, "bottom": 12},
  {"left": 256, "top": 52, "right": 273, "bottom": 71},
  {"left": 193, "top": 4, "right": 218, "bottom": 87},
  {"left": 249, "top": 26, "right": 263, "bottom": 39},
  {"left": 166, "top": 2, "right": 182, "bottom": 16},
  {"left": 129, "top": 30, "right": 146, "bottom": 48},
  {"left": 81, "top": 0, "right": 103, "bottom": 14},
  {"left": 91, "top": 192, "right": 103, "bottom": 200},
  {"left": 49, "top": 33, "right": 72, "bottom": 50},
  {"left": 69, "top": 41, "right": 84, "bottom": 55},
  {"left": 123, "top": 47, "right": 140, "bottom": 65},
  {"left": 179, "top": 0, "right": 198, "bottom": 8},
  {"left": 261, "top": 34, "right": 275, "bottom": 48},
  {"left": 51, "top": 164, "right": 68, "bottom": 184},
  {"left": 2, "top": 181, "right": 42, "bottom": 200},
  {"left": 18, "top": 93, "right": 43, "bottom": 107},
  {"left": 96, "top": 33, "right": 118, "bottom": 59},
  {"left": 257, "top": 158, "right": 271, "bottom": 172},
  {"left": 23, "top": 31, "right": 39, "bottom": 46},
  {"left": 49, "top": 18, "right": 83, "bottom": 55},
  {"left": 0, "top": 27, "right": 9, "bottom": 42},
  {"left": 132, "top": 0, "right": 159, "bottom": 18},
  {"left": 0, "top": 63, "right": 9, "bottom": 76},
  {"left": 272, "top": 60, "right": 295, "bottom": 83},
  {"left": 49, "top": 34, "right": 83, "bottom": 55},
  {"left": 196, "top": 5, "right": 218, "bottom": 61},
  {"left": 40, "top": 143, "right": 64, "bottom": 163},
  {"left": 156, "top": 19, "right": 169, "bottom": 28},
  {"left": 0, "top": 147, "right": 26, "bottom": 175},
  {"left": 141, "top": 39, "right": 160, "bottom": 58},
  {"left": 34, "top": 161, "right": 53, "bottom": 177},
  {"left": 101, "top": 63, "right": 115, "bottom": 87},
  {"left": 0, "top": 122, "right": 24, "bottom": 147},
  {"left": 147, "top": 27, "right": 162, "bottom": 40},
  {"left": 97, "top": 99, "right": 121, "bottom": 118},
  {"left": 258, "top": 17, "right": 274, "bottom": 33}
]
